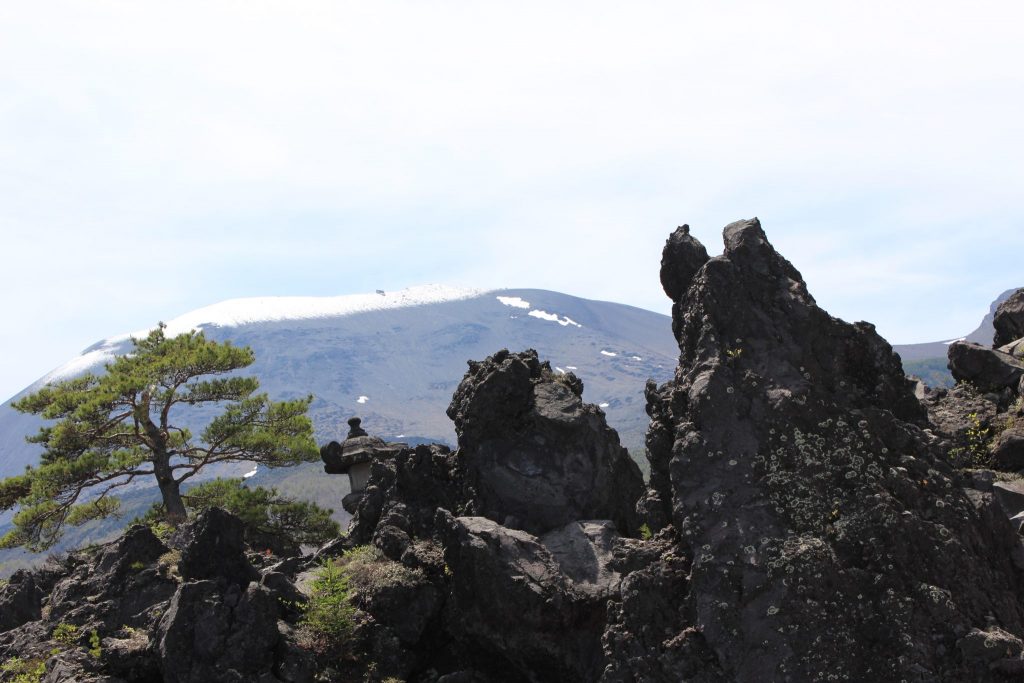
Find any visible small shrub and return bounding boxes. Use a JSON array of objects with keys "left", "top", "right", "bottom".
[
  {"left": 338, "top": 545, "right": 423, "bottom": 593},
  {"left": 950, "top": 412, "right": 992, "bottom": 468},
  {"left": 639, "top": 523, "right": 653, "bottom": 540},
  {"left": 298, "top": 558, "right": 356, "bottom": 653},
  {"left": 51, "top": 622, "right": 79, "bottom": 646},
  {"left": 128, "top": 560, "right": 146, "bottom": 571},
  {"left": 88, "top": 630, "right": 101, "bottom": 659},
  {"left": 0, "top": 656, "right": 47, "bottom": 683}
]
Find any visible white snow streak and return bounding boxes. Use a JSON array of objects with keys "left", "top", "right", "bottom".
[
  {"left": 243, "top": 465, "right": 259, "bottom": 479},
  {"left": 42, "top": 284, "right": 484, "bottom": 383},
  {"left": 599, "top": 402, "right": 610, "bottom": 408},
  {"left": 528, "top": 309, "right": 582, "bottom": 327},
  {"left": 357, "top": 396, "right": 369, "bottom": 404},
  {"left": 600, "top": 350, "right": 617, "bottom": 357},
  {"left": 496, "top": 295, "right": 531, "bottom": 309}
]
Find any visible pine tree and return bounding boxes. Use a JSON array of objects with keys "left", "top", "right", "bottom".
[{"left": 0, "top": 324, "right": 318, "bottom": 551}]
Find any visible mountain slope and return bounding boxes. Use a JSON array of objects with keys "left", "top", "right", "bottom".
[{"left": 0, "top": 286, "right": 681, "bottom": 572}]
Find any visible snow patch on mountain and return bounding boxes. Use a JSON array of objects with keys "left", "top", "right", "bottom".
[
  {"left": 496, "top": 296, "right": 531, "bottom": 309},
  {"left": 42, "top": 285, "right": 484, "bottom": 384},
  {"left": 528, "top": 310, "right": 582, "bottom": 327},
  {"left": 601, "top": 350, "right": 618, "bottom": 357}
]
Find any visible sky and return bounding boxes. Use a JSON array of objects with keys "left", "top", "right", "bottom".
[{"left": 1, "top": 1, "right": 1023, "bottom": 404}]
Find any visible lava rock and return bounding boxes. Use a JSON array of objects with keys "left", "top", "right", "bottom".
[
  {"left": 174, "top": 507, "right": 258, "bottom": 588},
  {"left": 948, "top": 340, "right": 1024, "bottom": 394},
  {"left": 0, "top": 570, "right": 43, "bottom": 632},
  {"left": 157, "top": 580, "right": 280, "bottom": 683},
  {"left": 446, "top": 348, "right": 643, "bottom": 535},
  {"left": 994, "top": 289, "right": 1024, "bottom": 348},
  {"left": 439, "top": 512, "right": 614, "bottom": 682},
  {"left": 638, "top": 218, "right": 1024, "bottom": 681},
  {"left": 993, "top": 427, "right": 1024, "bottom": 470}
]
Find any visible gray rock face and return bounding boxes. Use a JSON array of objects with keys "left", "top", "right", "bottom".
[
  {"left": 994, "top": 288, "right": 1024, "bottom": 348},
  {"left": 439, "top": 513, "right": 618, "bottom": 683},
  {"left": 0, "top": 570, "right": 43, "bottom": 632},
  {"left": 447, "top": 348, "right": 643, "bottom": 536},
  {"left": 157, "top": 580, "right": 280, "bottom": 683},
  {"left": 639, "top": 218, "right": 1024, "bottom": 681},
  {"left": 174, "top": 507, "right": 258, "bottom": 588},
  {"left": 948, "top": 340, "right": 1024, "bottom": 394}
]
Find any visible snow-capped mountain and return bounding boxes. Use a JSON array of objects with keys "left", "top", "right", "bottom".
[{"left": 0, "top": 286, "right": 681, "bottom": 482}]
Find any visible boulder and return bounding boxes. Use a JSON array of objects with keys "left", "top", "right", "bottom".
[
  {"left": 174, "top": 507, "right": 258, "bottom": 588},
  {"left": 993, "top": 479, "right": 1024, "bottom": 517},
  {"left": 948, "top": 340, "right": 1024, "bottom": 393},
  {"left": 446, "top": 349, "right": 643, "bottom": 535},
  {"left": 0, "top": 570, "right": 43, "bottom": 632},
  {"left": 993, "top": 427, "right": 1024, "bottom": 471},
  {"left": 438, "top": 512, "right": 616, "bottom": 682},
  {"left": 156, "top": 580, "right": 280, "bottom": 683},
  {"left": 994, "top": 288, "right": 1024, "bottom": 347},
  {"left": 638, "top": 218, "right": 1024, "bottom": 681}
]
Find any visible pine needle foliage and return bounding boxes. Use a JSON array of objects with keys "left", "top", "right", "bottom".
[
  {"left": 0, "top": 324, "right": 317, "bottom": 551},
  {"left": 140, "top": 477, "right": 340, "bottom": 550}
]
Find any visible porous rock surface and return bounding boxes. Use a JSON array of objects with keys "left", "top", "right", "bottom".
[
  {"left": 446, "top": 348, "right": 643, "bottom": 535},
  {"left": 635, "top": 218, "right": 1024, "bottom": 681}
]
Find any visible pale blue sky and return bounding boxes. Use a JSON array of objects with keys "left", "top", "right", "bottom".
[{"left": 2, "top": 1, "right": 1023, "bottom": 403}]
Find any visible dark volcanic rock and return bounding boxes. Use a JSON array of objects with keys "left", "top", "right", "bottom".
[
  {"left": 994, "top": 288, "right": 1024, "bottom": 348},
  {"left": 174, "top": 507, "right": 258, "bottom": 588},
  {"left": 0, "top": 569, "right": 43, "bottom": 632},
  {"left": 157, "top": 579, "right": 280, "bottom": 683},
  {"left": 438, "top": 512, "right": 618, "bottom": 683},
  {"left": 640, "top": 218, "right": 1024, "bottom": 681},
  {"left": 446, "top": 348, "right": 643, "bottom": 535},
  {"left": 948, "top": 340, "right": 1024, "bottom": 394}
]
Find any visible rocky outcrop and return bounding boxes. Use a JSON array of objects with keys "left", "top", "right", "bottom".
[
  {"left": 446, "top": 348, "right": 643, "bottom": 536},
  {"left": 948, "top": 340, "right": 1024, "bottom": 396},
  {"left": 638, "top": 218, "right": 1024, "bottom": 681},
  {"left": 0, "top": 510, "right": 314, "bottom": 683},
  {"left": 0, "top": 570, "right": 43, "bottom": 632},
  {"left": 994, "top": 288, "right": 1024, "bottom": 348}
]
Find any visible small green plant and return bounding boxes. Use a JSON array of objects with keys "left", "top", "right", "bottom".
[
  {"left": 639, "top": 523, "right": 653, "bottom": 540},
  {"left": 88, "top": 630, "right": 101, "bottom": 659},
  {"left": 298, "top": 558, "right": 356, "bottom": 653},
  {"left": 725, "top": 347, "right": 743, "bottom": 360},
  {"left": 128, "top": 560, "right": 146, "bottom": 571},
  {"left": 1, "top": 656, "right": 47, "bottom": 683},
  {"left": 147, "top": 521, "right": 175, "bottom": 542},
  {"left": 949, "top": 412, "right": 992, "bottom": 468},
  {"left": 51, "top": 622, "right": 79, "bottom": 646}
]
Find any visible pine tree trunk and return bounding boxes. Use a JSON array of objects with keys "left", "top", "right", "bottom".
[{"left": 159, "top": 477, "right": 187, "bottom": 525}]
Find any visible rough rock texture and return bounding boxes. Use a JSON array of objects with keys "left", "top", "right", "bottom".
[
  {"left": 994, "top": 288, "right": 1024, "bottom": 347},
  {"left": 438, "top": 513, "right": 620, "bottom": 683},
  {"left": 446, "top": 348, "right": 643, "bottom": 535},
  {"left": 173, "top": 506, "right": 258, "bottom": 588},
  {"left": 948, "top": 340, "right": 1024, "bottom": 395},
  {"left": 0, "top": 570, "right": 43, "bottom": 632},
  {"left": 0, "top": 511, "right": 311, "bottom": 683},
  {"left": 638, "top": 218, "right": 1024, "bottom": 681},
  {"left": 157, "top": 580, "right": 280, "bottom": 683}
]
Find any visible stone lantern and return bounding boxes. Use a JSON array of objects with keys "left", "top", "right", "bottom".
[{"left": 320, "top": 417, "right": 403, "bottom": 514}]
